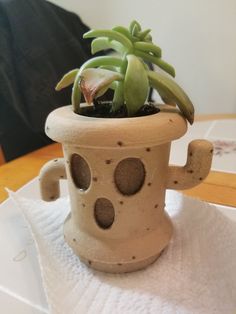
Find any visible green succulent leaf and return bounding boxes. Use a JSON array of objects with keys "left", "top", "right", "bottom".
[
  {"left": 91, "top": 38, "right": 126, "bottom": 54},
  {"left": 147, "top": 70, "right": 194, "bottom": 124},
  {"left": 124, "top": 55, "right": 149, "bottom": 116},
  {"left": 110, "top": 81, "right": 119, "bottom": 90},
  {"left": 99, "top": 65, "right": 119, "bottom": 72},
  {"left": 112, "top": 82, "right": 125, "bottom": 111},
  {"left": 56, "top": 20, "right": 194, "bottom": 121},
  {"left": 138, "top": 29, "right": 151, "bottom": 41},
  {"left": 158, "top": 91, "right": 176, "bottom": 107},
  {"left": 83, "top": 29, "right": 133, "bottom": 50},
  {"left": 72, "top": 73, "right": 82, "bottom": 114},
  {"left": 135, "top": 20, "right": 142, "bottom": 31},
  {"left": 144, "top": 34, "right": 152, "bottom": 42},
  {"left": 71, "top": 57, "right": 122, "bottom": 112},
  {"left": 129, "top": 20, "right": 141, "bottom": 34},
  {"left": 134, "top": 41, "right": 162, "bottom": 57},
  {"left": 112, "top": 26, "right": 136, "bottom": 42},
  {"left": 79, "top": 68, "right": 123, "bottom": 104},
  {"left": 135, "top": 50, "right": 175, "bottom": 77},
  {"left": 55, "top": 69, "right": 79, "bottom": 91},
  {"left": 131, "top": 23, "right": 139, "bottom": 37},
  {"left": 80, "top": 56, "right": 123, "bottom": 72}
]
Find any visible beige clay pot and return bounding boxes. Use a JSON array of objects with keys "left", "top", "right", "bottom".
[{"left": 39, "top": 105, "right": 213, "bottom": 273}]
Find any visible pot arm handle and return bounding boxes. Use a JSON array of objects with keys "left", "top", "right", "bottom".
[
  {"left": 166, "top": 139, "right": 213, "bottom": 190},
  {"left": 39, "top": 158, "right": 66, "bottom": 201}
]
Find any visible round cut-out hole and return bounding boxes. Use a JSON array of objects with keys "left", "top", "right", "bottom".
[
  {"left": 70, "top": 154, "right": 91, "bottom": 190},
  {"left": 114, "top": 158, "right": 145, "bottom": 195},
  {"left": 94, "top": 198, "right": 115, "bottom": 229}
]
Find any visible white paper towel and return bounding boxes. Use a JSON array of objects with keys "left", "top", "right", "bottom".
[{"left": 10, "top": 190, "right": 236, "bottom": 314}]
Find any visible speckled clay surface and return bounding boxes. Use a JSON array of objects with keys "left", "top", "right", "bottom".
[{"left": 39, "top": 104, "right": 213, "bottom": 273}]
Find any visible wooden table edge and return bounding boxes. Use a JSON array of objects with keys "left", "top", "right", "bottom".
[{"left": 1, "top": 143, "right": 236, "bottom": 207}]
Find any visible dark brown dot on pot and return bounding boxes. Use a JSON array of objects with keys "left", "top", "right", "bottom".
[
  {"left": 73, "top": 238, "right": 76, "bottom": 242},
  {"left": 82, "top": 203, "right": 86, "bottom": 208},
  {"left": 146, "top": 227, "right": 150, "bottom": 231},
  {"left": 60, "top": 175, "right": 64, "bottom": 178},
  {"left": 50, "top": 196, "right": 55, "bottom": 200},
  {"left": 105, "top": 159, "right": 112, "bottom": 164},
  {"left": 187, "top": 169, "right": 194, "bottom": 174},
  {"left": 174, "top": 180, "right": 178, "bottom": 184},
  {"left": 88, "top": 260, "right": 92, "bottom": 265},
  {"left": 117, "top": 141, "right": 123, "bottom": 146},
  {"left": 154, "top": 204, "right": 159, "bottom": 208},
  {"left": 146, "top": 147, "right": 151, "bottom": 152},
  {"left": 169, "top": 119, "right": 173, "bottom": 123},
  {"left": 93, "top": 177, "right": 98, "bottom": 182},
  {"left": 132, "top": 256, "right": 136, "bottom": 260},
  {"left": 147, "top": 182, "right": 152, "bottom": 186},
  {"left": 199, "top": 177, "right": 203, "bottom": 181},
  {"left": 117, "top": 263, "right": 122, "bottom": 266},
  {"left": 119, "top": 201, "right": 124, "bottom": 205},
  {"left": 189, "top": 152, "right": 193, "bottom": 157},
  {"left": 210, "top": 149, "right": 213, "bottom": 153}
]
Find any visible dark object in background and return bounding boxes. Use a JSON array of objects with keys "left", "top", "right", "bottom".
[
  {"left": 0, "top": 0, "right": 93, "bottom": 161},
  {"left": 0, "top": 0, "right": 153, "bottom": 162}
]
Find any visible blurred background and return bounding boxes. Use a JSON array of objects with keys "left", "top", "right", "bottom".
[{"left": 49, "top": 0, "right": 236, "bottom": 114}]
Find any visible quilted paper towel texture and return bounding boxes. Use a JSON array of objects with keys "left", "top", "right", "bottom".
[{"left": 12, "top": 191, "right": 236, "bottom": 314}]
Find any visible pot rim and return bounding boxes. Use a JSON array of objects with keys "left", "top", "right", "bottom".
[{"left": 45, "top": 104, "right": 187, "bottom": 148}]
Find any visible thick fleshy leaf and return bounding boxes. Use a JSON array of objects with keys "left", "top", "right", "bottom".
[
  {"left": 147, "top": 70, "right": 194, "bottom": 124},
  {"left": 129, "top": 20, "right": 141, "bottom": 34},
  {"left": 112, "top": 26, "right": 135, "bottom": 42},
  {"left": 134, "top": 42, "right": 162, "bottom": 57},
  {"left": 138, "top": 29, "right": 151, "bottom": 41},
  {"left": 91, "top": 38, "right": 126, "bottom": 54},
  {"left": 124, "top": 55, "right": 149, "bottom": 116},
  {"left": 99, "top": 65, "right": 118, "bottom": 72},
  {"left": 55, "top": 69, "right": 79, "bottom": 91},
  {"left": 131, "top": 24, "right": 139, "bottom": 37},
  {"left": 84, "top": 30, "right": 132, "bottom": 50},
  {"left": 79, "top": 68, "right": 123, "bottom": 104},
  {"left": 70, "top": 57, "right": 122, "bottom": 112},
  {"left": 135, "top": 51, "right": 175, "bottom": 77},
  {"left": 80, "top": 56, "right": 123, "bottom": 72},
  {"left": 72, "top": 73, "right": 82, "bottom": 114}
]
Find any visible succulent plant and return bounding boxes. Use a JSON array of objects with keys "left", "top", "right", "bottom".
[{"left": 56, "top": 20, "right": 194, "bottom": 124}]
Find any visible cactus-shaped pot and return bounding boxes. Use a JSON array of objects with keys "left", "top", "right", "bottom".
[
  {"left": 39, "top": 21, "right": 213, "bottom": 273},
  {"left": 39, "top": 104, "right": 213, "bottom": 273}
]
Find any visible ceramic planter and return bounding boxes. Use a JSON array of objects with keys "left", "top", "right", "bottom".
[{"left": 39, "top": 105, "right": 213, "bottom": 273}]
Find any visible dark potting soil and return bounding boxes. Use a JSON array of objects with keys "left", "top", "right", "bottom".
[{"left": 79, "top": 101, "right": 160, "bottom": 118}]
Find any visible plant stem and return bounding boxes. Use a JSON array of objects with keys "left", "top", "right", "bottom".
[
  {"left": 112, "top": 82, "right": 124, "bottom": 111},
  {"left": 72, "top": 73, "right": 82, "bottom": 114},
  {"left": 112, "top": 55, "right": 128, "bottom": 111}
]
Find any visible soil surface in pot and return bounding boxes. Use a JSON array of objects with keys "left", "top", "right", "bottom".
[{"left": 80, "top": 101, "right": 160, "bottom": 118}]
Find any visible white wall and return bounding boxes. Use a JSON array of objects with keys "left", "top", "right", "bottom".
[{"left": 49, "top": 0, "right": 236, "bottom": 114}]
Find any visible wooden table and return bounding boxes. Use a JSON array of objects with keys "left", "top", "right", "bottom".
[{"left": 0, "top": 115, "right": 236, "bottom": 207}]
